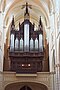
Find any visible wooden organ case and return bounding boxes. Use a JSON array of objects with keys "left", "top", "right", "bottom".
[{"left": 9, "top": 3, "right": 45, "bottom": 74}]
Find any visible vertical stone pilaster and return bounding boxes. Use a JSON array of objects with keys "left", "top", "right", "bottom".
[
  {"left": 55, "top": 65, "right": 60, "bottom": 90},
  {"left": 0, "top": 72, "right": 4, "bottom": 90},
  {"left": 0, "top": 12, "right": 4, "bottom": 72},
  {"left": 49, "top": 8, "right": 55, "bottom": 72}
]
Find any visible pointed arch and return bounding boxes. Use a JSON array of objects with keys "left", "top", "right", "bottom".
[{"left": 20, "top": 86, "right": 32, "bottom": 90}]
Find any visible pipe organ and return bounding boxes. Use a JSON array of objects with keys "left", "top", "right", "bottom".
[{"left": 9, "top": 3, "right": 44, "bottom": 74}]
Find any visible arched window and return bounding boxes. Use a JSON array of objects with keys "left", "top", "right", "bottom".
[
  {"left": 15, "top": 38, "right": 18, "bottom": 50},
  {"left": 30, "top": 38, "right": 34, "bottom": 51},
  {"left": 35, "top": 38, "right": 38, "bottom": 50},
  {"left": 10, "top": 34, "right": 14, "bottom": 50},
  {"left": 20, "top": 38, "right": 23, "bottom": 51},
  {"left": 24, "top": 24, "right": 29, "bottom": 51},
  {"left": 39, "top": 34, "right": 43, "bottom": 52}
]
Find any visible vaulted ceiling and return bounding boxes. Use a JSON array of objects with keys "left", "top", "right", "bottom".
[
  {"left": 0, "top": 0, "right": 54, "bottom": 41},
  {"left": 0, "top": 0, "right": 53, "bottom": 28},
  {"left": 0, "top": 0, "right": 54, "bottom": 43}
]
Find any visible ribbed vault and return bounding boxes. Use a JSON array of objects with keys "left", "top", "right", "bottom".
[
  {"left": 3, "top": 0, "right": 53, "bottom": 27},
  {"left": 0, "top": 0, "right": 54, "bottom": 42}
]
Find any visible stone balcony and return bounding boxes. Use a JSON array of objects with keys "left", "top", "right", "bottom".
[{"left": 0, "top": 71, "right": 55, "bottom": 90}]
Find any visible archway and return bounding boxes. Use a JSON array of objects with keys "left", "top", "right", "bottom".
[
  {"left": 5, "top": 82, "right": 48, "bottom": 90},
  {"left": 20, "top": 86, "right": 32, "bottom": 90}
]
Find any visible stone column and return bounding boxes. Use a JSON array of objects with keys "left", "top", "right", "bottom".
[
  {"left": 55, "top": 1, "right": 60, "bottom": 89},
  {"left": 55, "top": 35, "right": 60, "bottom": 90},
  {"left": 49, "top": 7, "right": 56, "bottom": 90},
  {"left": 0, "top": 72, "right": 4, "bottom": 90},
  {"left": 0, "top": 12, "right": 4, "bottom": 72},
  {"left": 49, "top": 8, "right": 55, "bottom": 72},
  {"left": 55, "top": 64, "right": 60, "bottom": 90}
]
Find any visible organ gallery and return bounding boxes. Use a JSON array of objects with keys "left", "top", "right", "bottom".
[{"left": 4, "top": 2, "right": 49, "bottom": 74}]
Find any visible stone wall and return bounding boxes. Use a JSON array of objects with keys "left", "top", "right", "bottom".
[{"left": 0, "top": 72, "right": 55, "bottom": 90}]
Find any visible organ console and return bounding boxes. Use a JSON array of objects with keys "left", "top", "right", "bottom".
[{"left": 9, "top": 2, "right": 44, "bottom": 74}]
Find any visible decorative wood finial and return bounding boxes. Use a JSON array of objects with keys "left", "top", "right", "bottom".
[
  {"left": 12, "top": 16, "right": 15, "bottom": 26},
  {"left": 19, "top": 22, "right": 20, "bottom": 30},
  {"left": 11, "top": 16, "right": 15, "bottom": 29},
  {"left": 39, "top": 16, "right": 42, "bottom": 27},
  {"left": 22, "top": 2, "right": 32, "bottom": 16},
  {"left": 26, "top": 2, "right": 28, "bottom": 14}
]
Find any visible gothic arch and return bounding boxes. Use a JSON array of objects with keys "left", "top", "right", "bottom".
[
  {"left": 5, "top": 82, "right": 48, "bottom": 90},
  {"left": 3, "top": 0, "right": 53, "bottom": 34},
  {"left": 20, "top": 86, "right": 32, "bottom": 90}
]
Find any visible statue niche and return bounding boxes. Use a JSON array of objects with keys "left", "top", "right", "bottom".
[{"left": 8, "top": 2, "right": 44, "bottom": 74}]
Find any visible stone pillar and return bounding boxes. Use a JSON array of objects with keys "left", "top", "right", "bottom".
[
  {"left": 49, "top": 8, "right": 55, "bottom": 72},
  {"left": 55, "top": 65, "right": 60, "bottom": 90},
  {"left": 55, "top": 36, "right": 60, "bottom": 90},
  {"left": 0, "top": 72, "right": 4, "bottom": 90},
  {"left": 54, "top": 5, "right": 60, "bottom": 88},
  {"left": 0, "top": 12, "right": 4, "bottom": 72},
  {"left": 49, "top": 7, "right": 56, "bottom": 90}
]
